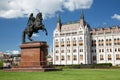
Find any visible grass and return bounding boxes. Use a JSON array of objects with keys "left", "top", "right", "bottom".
[{"left": 0, "top": 69, "right": 120, "bottom": 80}]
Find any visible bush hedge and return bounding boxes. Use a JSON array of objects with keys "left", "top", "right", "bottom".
[
  {"left": 54, "top": 64, "right": 80, "bottom": 69},
  {"left": 93, "top": 63, "right": 112, "bottom": 68},
  {"left": 54, "top": 63, "right": 112, "bottom": 69},
  {"left": 0, "top": 61, "right": 3, "bottom": 69}
]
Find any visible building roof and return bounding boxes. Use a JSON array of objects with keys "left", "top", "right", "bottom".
[
  {"left": 55, "top": 10, "right": 90, "bottom": 32},
  {"left": 90, "top": 26, "right": 120, "bottom": 34},
  {"left": 61, "top": 22, "right": 80, "bottom": 31}
]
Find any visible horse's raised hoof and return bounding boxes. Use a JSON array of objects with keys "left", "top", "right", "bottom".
[{"left": 46, "top": 33, "right": 48, "bottom": 36}]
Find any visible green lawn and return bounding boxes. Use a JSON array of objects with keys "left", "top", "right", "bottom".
[{"left": 0, "top": 69, "right": 120, "bottom": 80}]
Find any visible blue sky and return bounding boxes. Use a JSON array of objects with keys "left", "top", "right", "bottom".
[{"left": 0, "top": 0, "right": 120, "bottom": 54}]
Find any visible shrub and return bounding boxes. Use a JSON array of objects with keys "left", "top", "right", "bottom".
[
  {"left": 12, "top": 63, "right": 18, "bottom": 66},
  {"left": 0, "top": 61, "right": 3, "bottom": 69},
  {"left": 93, "top": 63, "right": 112, "bottom": 68},
  {"left": 54, "top": 65, "right": 80, "bottom": 69}
]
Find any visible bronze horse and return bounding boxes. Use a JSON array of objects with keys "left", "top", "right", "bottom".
[{"left": 22, "top": 12, "right": 48, "bottom": 43}]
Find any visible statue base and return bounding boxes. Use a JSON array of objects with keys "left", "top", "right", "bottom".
[
  {"left": 4, "top": 41, "right": 62, "bottom": 72},
  {"left": 19, "top": 41, "right": 48, "bottom": 68}
]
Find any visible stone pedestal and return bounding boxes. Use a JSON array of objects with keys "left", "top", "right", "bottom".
[
  {"left": 19, "top": 41, "right": 48, "bottom": 68},
  {"left": 4, "top": 41, "right": 62, "bottom": 72}
]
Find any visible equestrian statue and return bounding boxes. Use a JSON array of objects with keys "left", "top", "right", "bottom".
[{"left": 22, "top": 12, "right": 48, "bottom": 43}]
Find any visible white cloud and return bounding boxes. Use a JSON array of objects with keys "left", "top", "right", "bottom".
[
  {"left": 64, "top": 0, "right": 93, "bottom": 11},
  {"left": 5, "top": 50, "right": 20, "bottom": 54},
  {"left": 111, "top": 14, "right": 120, "bottom": 21},
  {"left": 0, "top": 0, "right": 93, "bottom": 19},
  {"left": 11, "top": 50, "right": 20, "bottom": 54},
  {"left": 33, "top": 33, "right": 39, "bottom": 37}
]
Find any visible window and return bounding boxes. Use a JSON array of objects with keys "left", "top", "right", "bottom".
[
  {"left": 67, "top": 55, "right": 70, "bottom": 61},
  {"left": 92, "top": 40, "right": 96, "bottom": 46},
  {"left": 119, "top": 38, "right": 120, "bottom": 45},
  {"left": 102, "top": 49, "right": 104, "bottom": 52},
  {"left": 56, "top": 50, "right": 59, "bottom": 53},
  {"left": 116, "top": 54, "right": 120, "bottom": 60},
  {"left": 73, "top": 55, "right": 77, "bottom": 61},
  {"left": 73, "top": 49, "right": 77, "bottom": 53},
  {"left": 67, "top": 49, "right": 70, "bottom": 53},
  {"left": 61, "top": 50, "right": 64, "bottom": 53},
  {"left": 114, "top": 38, "right": 120, "bottom": 45},
  {"left": 93, "top": 56, "right": 96, "bottom": 60},
  {"left": 79, "top": 49, "right": 83, "bottom": 52},
  {"left": 55, "top": 39, "right": 58, "bottom": 41},
  {"left": 118, "top": 48, "right": 120, "bottom": 52},
  {"left": 106, "top": 39, "right": 112, "bottom": 46},
  {"left": 79, "top": 31, "right": 82, "bottom": 34},
  {"left": 72, "top": 32, "right": 77, "bottom": 35},
  {"left": 55, "top": 42, "right": 59, "bottom": 47},
  {"left": 95, "top": 50, "right": 96, "bottom": 53},
  {"left": 114, "top": 38, "right": 117, "bottom": 45},
  {"left": 67, "top": 40, "right": 70, "bottom": 46},
  {"left": 80, "top": 37, "right": 82, "bottom": 39},
  {"left": 101, "top": 39, "right": 104, "bottom": 46},
  {"left": 56, "top": 56, "right": 59, "bottom": 61},
  {"left": 106, "top": 39, "right": 109, "bottom": 46},
  {"left": 73, "top": 40, "right": 76, "bottom": 46},
  {"left": 106, "top": 48, "right": 112, "bottom": 52},
  {"left": 55, "top": 33, "right": 58, "bottom": 36},
  {"left": 98, "top": 39, "right": 104, "bottom": 46},
  {"left": 61, "top": 56, "right": 64, "bottom": 61},
  {"left": 80, "top": 55, "right": 83, "bottom": 61},
  {"left": 61, "top": 41, "right": 64, "bottom": 47},
  {"left": 100, "top": 55, "right": 104, "bottom": 60},
  {"left": 108, "top": 54, "right": 112, "bottom": 60},
  {"left": 99, "top": 49, "right": 101, "bottom": 53},
  {"left": 117, "top": 38, "right": 119, "bottom": 45},
  {"left": 60, "top": 33, "right": 65, "bottom": 36},
  {"left": 109, "top": 39, "right": 112, "bottom": 45},
  {"left": 110, "top": 49, "right": 112, "bottom": 52},
  {"left": 79, "top": 40, "right": 83, "bottom": 46},
  {"left": 107, "top": 49, "right": 109, "bottom": 52},
  {"left": 115, "top": 48, "right": 117, "bottom": 52},
  {"left": 91, "top": 49, "right": 94, "bottom": 53}
]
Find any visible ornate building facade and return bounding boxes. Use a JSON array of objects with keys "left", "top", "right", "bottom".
[{"left": 53, "top": 12, "right": 120, "bottom": 66}]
